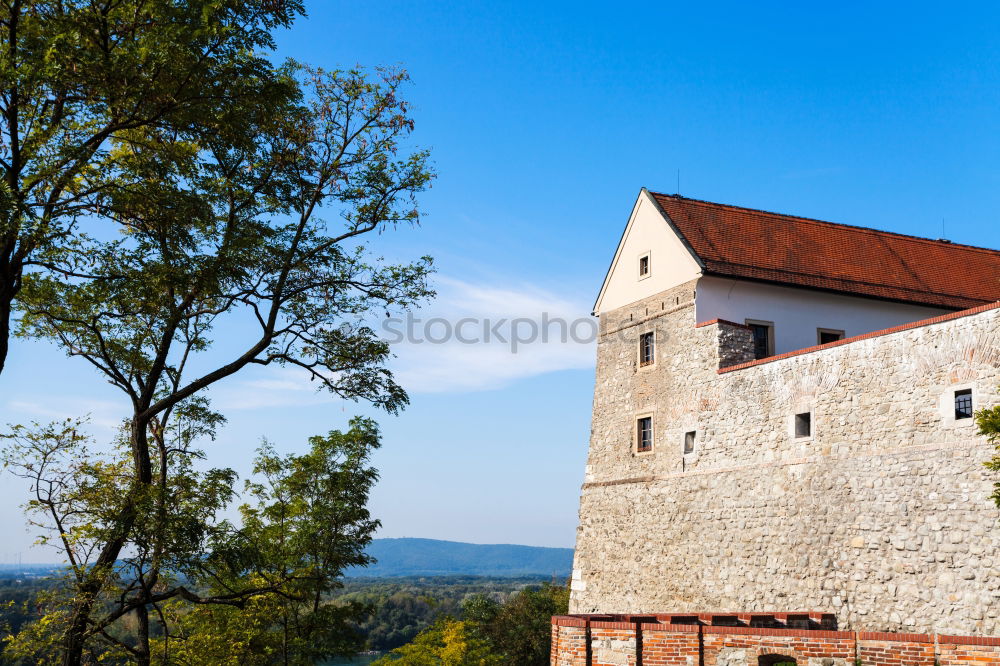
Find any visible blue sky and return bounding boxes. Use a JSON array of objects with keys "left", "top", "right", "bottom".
[{"left": 5, "top": 1, "right": 1000, "bottom": 562}]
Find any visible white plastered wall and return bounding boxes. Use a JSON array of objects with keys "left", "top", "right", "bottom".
[
  {"left": 593, "top": 190, "right": 701, "bottom": 315},
  {"left": 695, "top": 275, "right": 952, "bottom": 355}
]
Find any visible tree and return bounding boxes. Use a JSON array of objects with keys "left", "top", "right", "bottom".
[
  {"left": 380, "top": 583, "right": 569, "bottom": 666},
  {"left": 979, "top": 399, "right": 1000, "bottom": 507},
  {"left": 371, "top": 617, "right": 502, "bottom": 666},
  {"left": 0, "top": 0, "right": 306, "bottom": 375},
  {"left": 12, "top": 59, "right": 433, "bottom": 664},
  {"left": 462, "top": 583, "right": 569, "bottom": 666},
  {"left": 3, "top": 417, "right": 384, "bottom": 665}
]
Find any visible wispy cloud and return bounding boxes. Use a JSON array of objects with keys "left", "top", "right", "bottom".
[
  {"left": 3, "top": 398, "right": 125, "bottom": 432},
  {"left": 211, "top": 275, "right": 597, "bottom": 405},
  {"left": 211, "top": 367, "right": 331, "bottom": 411},
  {"left": 386, "top": 276, "right": 596, "bottom": 393}
]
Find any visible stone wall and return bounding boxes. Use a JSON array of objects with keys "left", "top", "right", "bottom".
[
  {"left": 551, "top": 615, "right": 1000, "bottom": 666},
  {"left": 571, "top": 285, "right": 1000, "bottom": 635}
]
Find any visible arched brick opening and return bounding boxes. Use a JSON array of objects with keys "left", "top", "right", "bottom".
[{"left": 758, "top": 655, "right": 796, "bottom": 666}]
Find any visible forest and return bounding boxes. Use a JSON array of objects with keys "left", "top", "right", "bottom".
[{"left": 1, "top": 574, "right": 568, "bottom": 662}]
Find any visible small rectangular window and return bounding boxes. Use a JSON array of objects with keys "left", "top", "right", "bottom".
[
  {"left": 817, "top": 328, "right": 845, "bottom": 345},
  {"left": 955, "top": 389, "right": 973, "bottom": 420},
  {"left": 746, "top": 320, "right": 774, "bottom": 359},
  {"left": 638, "top": 254, "right": 650, "bottom": 278},
  {"left": 637, "top": 416, "right": 653, "bottom": 452},
  {"left": 684, "top": 431, "right": 696, "bottom": 454},
  {"left": 639, "top": 332, "right": 655, "bottom": 366},
  {"left": 794, "top": 412, "right": 812, "bottom": 438}
]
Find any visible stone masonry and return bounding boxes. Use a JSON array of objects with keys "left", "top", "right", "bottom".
[{"left": 570, "top": 278, "right": 1000, "bottom": 636}]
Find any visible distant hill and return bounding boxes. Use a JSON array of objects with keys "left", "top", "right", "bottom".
[{"left": 346, "top": 538, "right": 573, "bottom": 578}]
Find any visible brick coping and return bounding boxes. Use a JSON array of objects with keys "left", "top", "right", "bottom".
[
  {"left": 552, "top": 614, "right": 1000, "bottom": 645},
  {"left": 694, "top": 300, "right": 1000, "bottom": 374}
]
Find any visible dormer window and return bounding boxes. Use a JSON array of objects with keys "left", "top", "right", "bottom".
[{"left": 638, "top": 252, "right": 650, "bottom": 279}]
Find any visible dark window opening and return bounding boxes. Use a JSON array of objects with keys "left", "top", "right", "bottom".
[
  {"left": 638, "top": 254, "right": 650, "bottom": 277},
  {"left": 639, "top": 332, "right": 655, "bottom": 366},
  {"left": 749, "top": 323, "right": 772, "bottom": 359},
  {"left": 684, "top": 431, "right": 696, "bottom": 454},
  {"left": 794, "top": 412, "right": 812, "bottom": 438},
  {"left": 955, "top": 389, "right": 973, "bottom": 420},
  {"left": 637, "top": 417, "right": 653, "bottom": 452},
  {"left": 818, "top": 329, "right": 844, "bottom": 345}
]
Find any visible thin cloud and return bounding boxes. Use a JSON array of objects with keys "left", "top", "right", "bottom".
[
  {"left": 386, "top": 275, "right": 596, "bottom": 393},
  {"left": 4, "top": 398, "right": 125, "bottom": 432},
  {"left": 210, "top": 275, "right": 597, "bottom": 403}
]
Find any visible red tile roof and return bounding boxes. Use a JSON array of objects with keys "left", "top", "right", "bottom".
[{"left": 650, "top": 192, "right": 1000, "bottom": 310}]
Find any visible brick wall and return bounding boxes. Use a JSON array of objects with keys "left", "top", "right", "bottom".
[
  {"left": 590, "top": 621, "right": 639, "bottom": 666},
  {"left": 640, "top": 623, "right": 700, "bottom": 665},
  {"left": 938, "top": 635, "right": 1000, "bottom": 665},
  {"left": 552, "top": 617, "right": 589, "bottom": 666},
  {"left": 858, "top": 632, "right": 936, "bottom": 665},
  {"left": 702, "top": 626, "right": 854, "bottom": 666},
  {"left": 552, "top": 614, "right": 1000, "bottom": 665}
]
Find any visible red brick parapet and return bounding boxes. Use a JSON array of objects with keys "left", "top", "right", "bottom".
[{"left": 551, "top": 613, "right": 1000, "bottom": 666}]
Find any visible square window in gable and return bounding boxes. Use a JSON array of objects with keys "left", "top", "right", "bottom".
[{"left": 638, "top": 252, "right": 650, "bottom": 279}]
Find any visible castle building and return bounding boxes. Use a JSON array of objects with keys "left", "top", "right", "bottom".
[{"left": 558, "top": 190, "right": 1000, "bottom": 665}]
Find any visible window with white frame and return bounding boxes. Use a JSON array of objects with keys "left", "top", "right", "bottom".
[
  {"left": 746, "top": 319, "right": 774, "bottom": 359},
  {"left": 955, "top": 389, "right": 974, "bottom": 420},
  {"left": 639, "top": 332, "right": 655, "bottom": 367},
  {"left": 817, "top": 328, "right": 845, "bottom": 345},
  {"left": 636, "top": 416, "right": 653, "bottom": 452}
]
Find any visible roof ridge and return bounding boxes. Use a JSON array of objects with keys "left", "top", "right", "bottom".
[{"left": 648, "top": 192, "right": 1000, "bottom": 256}]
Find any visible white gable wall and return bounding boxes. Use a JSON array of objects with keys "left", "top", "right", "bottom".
[
  {"left": 695, "top": 275, "right": 952, "bottom": 355},
  {"left": 594, "top": 190, "right": 701, "bottom": 315}
]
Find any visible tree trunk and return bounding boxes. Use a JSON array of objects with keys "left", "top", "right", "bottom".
[
  {"left": 135, "top": 603, "right": 151, "bottom": 666},
  {"left": 0, "top": 262, "right": 18, "bottom": 377},
  {"left": 0, "top": 288, "right": 10, "bottom": 376},
  {"left": 61, "top": 419, "right": 153, "bottom": 664}
]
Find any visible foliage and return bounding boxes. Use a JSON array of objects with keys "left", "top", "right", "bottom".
[
  {"left": 375, "top": 582, "right": 569, "bottom": 665},
  {"left": 979, "top": 397, "right": 1000, "bottom": 507},
  {"left": 371, "top": 617, "right": 501, "bottom": 666},
  {"left": 5, "top": 21, "right": 432, "bottom": 663},
  {"left": 334, "top": 576, "right": 551, "bottom": 652},
  {"left": 462, "top": 583, "right": 569, "bottom": 666},
  {"left": 0, "top": 575, "right": 560, "bottom": 659},
  {"left": 0, "top": 0, "right": 306, "bottom": 374},
  {"left": 2, "top": 418, "right": 384, "bottom": 665}
]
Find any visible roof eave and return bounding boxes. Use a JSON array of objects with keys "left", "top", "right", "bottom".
[{"left": 700, "top": 268, "right": 977, "bottom": 312}]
